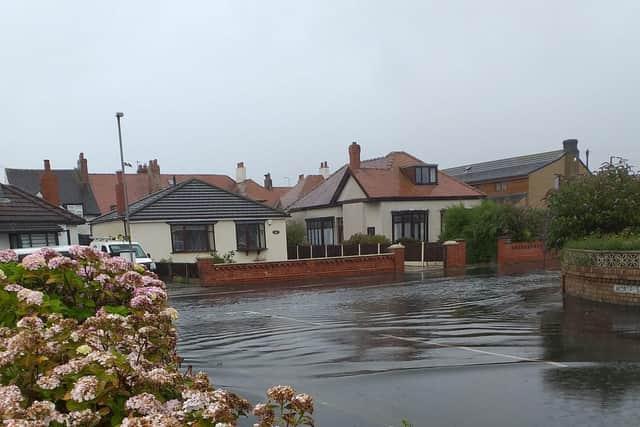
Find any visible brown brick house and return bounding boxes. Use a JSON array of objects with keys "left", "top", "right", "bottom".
[{"left": 443, "top": 139, "right": 590, "bottom": 208}]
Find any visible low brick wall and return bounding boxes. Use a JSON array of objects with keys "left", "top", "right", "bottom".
[
  {"left": 562, "top": 249, "right": 640, "bottom": 305},
  {"left": 197, "top": 248, "right": 404, "bottom": 285},
  {"left": 497, "top": 238, "right": 559, "bottom": 272}
]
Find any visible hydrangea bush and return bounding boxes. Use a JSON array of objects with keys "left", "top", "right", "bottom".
[{"left": 0, "top": 248, "right": 314, "bottom": 427}]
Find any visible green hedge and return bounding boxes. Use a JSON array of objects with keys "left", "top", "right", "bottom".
[{"left": 565, "top": 234, "right": 640, "bottom": 251}]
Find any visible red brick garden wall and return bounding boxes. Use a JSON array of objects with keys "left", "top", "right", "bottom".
[
  {"left": 563, "top": 264, "right": 640, "bottom": 306},
  {"left": 444, "top": 241, "right": 466, "bottom": 273},
  {"left": 497, "top": 238, "right": 560, "bottom": 273},
  {"left": 197, "top": 249, "right": 404, "bottom": 286}
]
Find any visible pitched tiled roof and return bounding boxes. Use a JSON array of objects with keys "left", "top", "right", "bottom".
[
  {"left": 88, "top": 173, "right": 238, "bottom": 214},
  {"left": 0, "top": 184, "right": 85, "bottom": 232},
  {"left": 89, "top": 173, "right": 286, "bottom": 213},
  {"left": 288, "top": 152, "right": 484, "bottom": 210},
  {"left": 278, "top": 175, "right": 325, "bottom": 209},
  {"left": 91, "top": 179, "right": 288, "bottom": 224},
  {"left": 442, "top": 150, "right": 565, "bottom": 183},
  {"left": 5, "top": 169, "right": 101, "bottom": 216}
]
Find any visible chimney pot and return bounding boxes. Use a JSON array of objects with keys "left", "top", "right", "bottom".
[
  {"left": 236, "top": 162, "right": 247, "bottom": 183},
  {"left": 298, "top": 174, "right": 304, "bottom": 182},
  {"left": 349, "top": 141, "right": 361, "bottom": 170},
  {"left": 264, "top": 173, "right": 273, "bottom": 190},
  {"left": 319, "top": 161, "right": 330, "bottom": 179}
]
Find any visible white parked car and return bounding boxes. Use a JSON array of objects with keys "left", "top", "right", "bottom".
[{"left": 89, "top": 239, "right": 156, "bottom": 271}]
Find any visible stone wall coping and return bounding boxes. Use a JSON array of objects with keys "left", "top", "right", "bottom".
[{"left": 198, "top": 253, "right": 394, "bottom": 268}]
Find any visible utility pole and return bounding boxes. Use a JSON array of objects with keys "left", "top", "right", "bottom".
[{"left": 115, "top": 112, "right": 131, "bottom": 243}]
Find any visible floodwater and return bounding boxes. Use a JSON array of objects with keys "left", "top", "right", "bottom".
[{"left": 168, "top": 271, "right": 640, "bottom": 427}]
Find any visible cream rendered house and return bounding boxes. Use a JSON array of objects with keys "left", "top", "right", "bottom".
[
  {"left": 288, "top": 143, "right": 485, "bottom": 244},
  {"left": 90, "top": 179, "right": 289, "bottom": 263}
]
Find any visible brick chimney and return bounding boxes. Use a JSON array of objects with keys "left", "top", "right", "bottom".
[
  {"left": 349, "top": 142, "right": 361, "bottom": 170},
  {"left": 264, "top": 173, "right": 273, "bottom": 190},
  {"left": 319, "top": 161, "right": 330, "bottom": 179},
  {"left": 40, "top": 160, "right": 60, "bottom": 206},
  {"left": 147, "top": 159, "right": 161, "bottom": 193},
  {"left": 298, "top": 174, "right": 304, "bottom": 183},
  {"left": 563, "top": 139, "right": 579, "bottom": 159},
  {"left": 236, "top": 162, "right": 247, "bottom": 183},
  {"left": 77, "top": 152, "right": 89, "bottom": 184},
  {"left": 115, "top": 171, "right": 126, "bottom": 215}
]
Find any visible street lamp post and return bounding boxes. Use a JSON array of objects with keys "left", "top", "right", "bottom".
[{"left": 115, "top": 112, "right": 131, "bottom": 242}]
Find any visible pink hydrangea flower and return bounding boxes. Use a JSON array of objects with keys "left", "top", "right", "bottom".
[
  {"left": 35, "top": 247, "right": 60, "bottom": 261},
  {"left": 47, "top": 255, "right": 76, "bottom": 270},
  {"left": 70, "top": 376, "right": 99, "bottom": 402},
  {"left": 17, "top": 288, "right": 44, "bottom": 306},
  {"left": 21, "top": 254, "right": 46, "bottom": 271},
  {"left": 130, "top": 295, "right": 153, "bottom": 309},
  {"left": 0, "top": 249, "right": 18, "bottom": 263}
]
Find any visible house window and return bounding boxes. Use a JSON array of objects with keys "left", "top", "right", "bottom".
[
  {"left": 65, "top": 204, "right": 84, "bottom": 217},
  {"left": 367, "top": 227, "right": 376, "bottom": 236},
  {"left": 171, "top": 224, "right": 215, "bottom": 253},
  {"left": 416, "top": 166, "right": 438, "bottom": 184},
  {"left": 9, "top": 232, "right": 59, "bottom": 249},
  {"left": 306, "top": 217, "right": 334, "bottom": 246},
  {"left": 392, "top": 211, "right": 428, "bottom": 242},
  {"left": 336, "top": 217, "right": 344, "bottom": 244},
  {"left": 495, "top": 182, "right": 508, "bottom": 192},
  {"left": 236, "top": 221, "right": 267, "bottom": 251}
]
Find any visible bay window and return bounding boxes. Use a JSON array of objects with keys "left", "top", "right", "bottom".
[
  {"left": 306, "top": 217, "right": 335, "bottom": 246},
  {"left": 392, "top": 210, "right": 428, "bottom": 242}
]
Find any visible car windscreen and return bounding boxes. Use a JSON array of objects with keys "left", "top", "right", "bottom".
[{"left": 108, "top": 244, "right": 147, "bottom": 258}]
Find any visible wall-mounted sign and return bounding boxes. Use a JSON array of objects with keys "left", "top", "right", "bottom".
[
  {"left": 614, "top": 284, "right": 640, "bottom": 295},
  {"left": 272, "top": 230, "right": 280, "bottom": 235}
]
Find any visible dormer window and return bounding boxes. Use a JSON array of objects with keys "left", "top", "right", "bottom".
[{"left": 416, "top": 166, "right": 438, "bottom": 185}]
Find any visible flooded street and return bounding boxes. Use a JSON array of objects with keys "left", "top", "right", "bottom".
[{"left": 169, "top": 272, "right": 640, "bottom": 427}]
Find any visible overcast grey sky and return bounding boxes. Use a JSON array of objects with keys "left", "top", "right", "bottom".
[{"left": 1, "top": 1, "right": 639, "bottom": 185}]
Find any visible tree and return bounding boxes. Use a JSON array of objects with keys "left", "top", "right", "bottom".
[{"left": 546, "top": 164, "right": 640, "bottom": 249}]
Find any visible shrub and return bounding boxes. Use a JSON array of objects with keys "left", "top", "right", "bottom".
[
  {"left": 286, "top": 221, "right": 307, "bottom": 246},
  {"left": 344, "top": 233, "right": 391, "bottom": 245},
  {"left": 441, "top": 201, "right": 546, "bottom": 263},
  {"left": 210, "top": 250, "right": 236, "bottom": 264},
  {"left": 565, "top": 233, "right": 640, "bottom": 251},
  {"left": 546, "top": 164, "right": 640, "bottom": 249},
  {"left": 0, "top": 247, "right": 313, "bottom": 426}
]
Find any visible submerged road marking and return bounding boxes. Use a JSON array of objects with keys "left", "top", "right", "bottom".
[{"left": 245, "top": 310, "right": 568, "bottom": 369}]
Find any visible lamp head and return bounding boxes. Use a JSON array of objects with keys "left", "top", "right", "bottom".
[{"left": 115, "top": 112, "right": 124, "bottom": 118}]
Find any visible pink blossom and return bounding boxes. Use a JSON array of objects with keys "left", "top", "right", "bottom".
[
  {"left": 16, "top": 316, "right": 44, "bottom": 330},
  {"left": 47, "top": 255, "right": 76, "bottom": 270},
  {"left": 133, "top": 286, "right": 167, "bottom": 302},
  {"left": 94, "top": 274, "right": 111, "bottom": 285},
  {"left": 103, "top": 256, "right": 131, "bottom": 274},
  {"left": 129, "top": 295, "right": 153, "bottom": 309},
  {"left": 35, "top": 247, "right": 60, "bottom": 261},
  {"left": 70, "top": 375, "right": 99, "bottom": 402},
  {"left": 17, "top": 288, "right": 44, "bottom": 306},
  {"left": 4, "top": 283, "right": 23, "bottom": 292},
  {"left": 76, "top": 265, "right": 97, "bottom": 279},
  {"left": 119, "top": 271, "right": 144, "bottom": 287},
  {"left": 125, "top": 392, "right": 163, "bottom": 415},
  {"left": 141, "top": 275, "right": 165, "bottom": 289},
  {"left": 69, "top": 245, "right": 102, "bottom": 260},
  {"left": 0, "top": 249, "right": 18, "bottom": 263},
  {"left": 21, "top": 253, "right": 46, "bottom": 271}
]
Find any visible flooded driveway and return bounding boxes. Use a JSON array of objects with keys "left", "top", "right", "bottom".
[{"left": 169, "top": 271, "right": 640, "bottom": 427}]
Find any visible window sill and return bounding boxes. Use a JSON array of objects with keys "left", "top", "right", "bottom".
[{"left": 171, "top": 250, "right": 213, "bottom": 254}]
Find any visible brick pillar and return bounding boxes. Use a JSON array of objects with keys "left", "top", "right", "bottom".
[
  {"left": 497, "top": 237, "right": 511, "bottom": 268},
  {"left": 444, "top": 240, "right": 466, "bottom": 274},
  {"left": 388, "top": 243, "right": 405, "bottom": 273}
]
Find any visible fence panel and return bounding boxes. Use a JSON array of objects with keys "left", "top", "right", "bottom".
[
  {"left": 360, "top": 244, "right": 379, "bottom": 255},
  {"left": 343, "top": 244, "right": 359, "bottom": 256},
  {"left": 287, "top": 246, "right": 298, "bottom": 260},
  {"left": 425, "top": 243, "right": 444, "bottom": 262},
  {"left": 404, "top": 242, "right": 422, "bottom": 261},
  {"left": 326, "top": 245, "right": 342, "bottom": 257}
]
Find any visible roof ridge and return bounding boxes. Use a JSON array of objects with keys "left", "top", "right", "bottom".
[
  {"left": 188, "top": 178, "right": 288, "bottom": 214},
  {"left": 445, "top": 149, "right": 564, "bottom": 170},
  {"left": 0, "top": 183, "right": 85, "bottom": 224}
]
